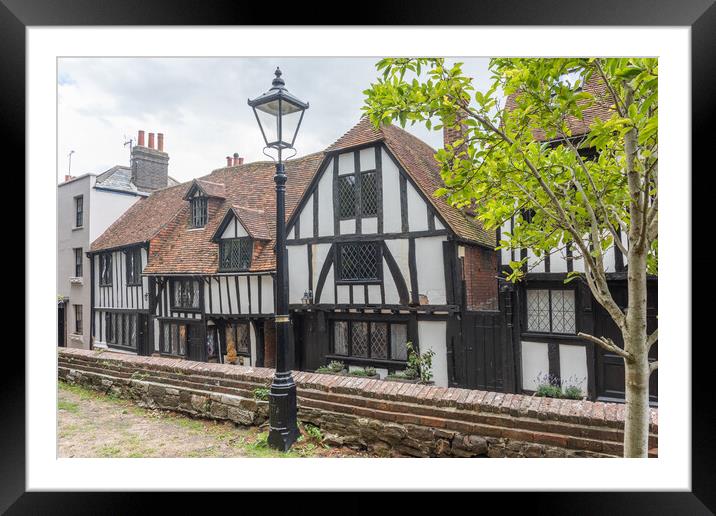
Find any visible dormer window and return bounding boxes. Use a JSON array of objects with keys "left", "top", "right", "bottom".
[
  {"left": 219, "top": 237, "right": 253, "bottom": 271},
  {"left": 191, "top": 196, "right": 208, "bottom": 228}
]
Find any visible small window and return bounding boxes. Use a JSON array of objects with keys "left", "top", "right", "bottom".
[
  {"left": 337, "top": 176, "right": 357, "bottom": 218},
  {"left": 99, "top": 253, "right": 112, "bottom": 286},
  {"left": 337, "top": 243, "right": 381, "bottom": 282},
  {"left": 125, "top": 247, "right": 142, "bottom": 285},
  {"left": 526, "top": 289, "right": 576, "bottom": 334},
  {"left": 361, "top": 171, "right": 378, "bottom": 217},
  {"left": 219, "top": 238, "right": 252, "bottom": 271},
  {"left": 75, "top": 195, "right": 83, "bottom": 228},
  {"left": 225, "top": 322, "right": 251, "bottom": 356},
  {"left": 172, "top": 279, "right": 200, "bottom": 310},
  {"left": 74, "top": 304, "right": 83, "bottom": 335},
  {"left": 330, "top": 320, "right": 408, "bottom": 361},
  {"left": 73, "top": 248, "right": 83, "bottom": 277},
  {"left": 161, "top": 322, "right": 187, "bottom": 356},
  {"left": 191, "top": 196, "right": 208, "bottom": 228}
]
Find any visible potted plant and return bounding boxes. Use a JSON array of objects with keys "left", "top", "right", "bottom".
[
  {"left": 386, "top": 342, "right": 435, "bottom": 384},
  {"left": 315, "top": 360, "right": 347, "bottom": 375},
  {"left": 348, "top": 366, "right": 380, "bottom": 379}
]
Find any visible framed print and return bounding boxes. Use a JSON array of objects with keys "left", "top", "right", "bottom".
[{"left": 5, "top": 0, "right": 714, "bottom": 511}]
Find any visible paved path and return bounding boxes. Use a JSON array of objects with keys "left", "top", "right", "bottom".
[{"left": 58, "top": 382, "right": 372, "bottom": 458}]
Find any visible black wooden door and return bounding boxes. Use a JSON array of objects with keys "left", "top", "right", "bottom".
[
  {"left": 137, "top": 313, "right": 150, "bottom": 356},
  {"left": 454, "top": 311, "right": 507, "bottom": 391},
  {"left": 58, "top": 304, "right": 65, "bottom": 347},
  {"left": 187, "top": 324, "right": 206, "bottom": 362}
]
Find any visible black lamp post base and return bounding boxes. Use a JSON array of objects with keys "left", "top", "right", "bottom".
[{"left": 267, "top": 371, "right": 299, "bottom": 452}]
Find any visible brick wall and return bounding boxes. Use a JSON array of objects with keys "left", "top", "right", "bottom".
[
  {"left": 58, "top": 348, "right": 658, "bottom": 458},
  {"left": 463, "top": 245, "right": 499, "bottom": 311}
]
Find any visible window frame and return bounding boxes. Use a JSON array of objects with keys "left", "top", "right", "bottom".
[
  {"left": 99, "top": 253, "right": 113, "bottom": 286},
  {"left": 104, "top": 312, "right": 138, "bottom": 350},
  {"left": 337, "top": 168, "right": 379, "bottom": 221},
  {"left": 125, "top": 247, "right": 143, "bottom": 286},
  {"left": 190, "top": 195, "right": 208, "bottom": 228},
  {"left": 74, "top": 195, "right": 84, "bottom": 228},
  {"left": 219, "top": 237, "right": 253, "bottom": 272},
  {"left": 73, "top": 247, "right": 83, "bottom": 277},
  {"left": 524, "top": 287, "right": 577, "bottom": 336},
  {"left": 73, "top": 304, "right": 83, "bottom": 335},
  {"left": 328, "top": 319, "right": 409, "bottom": 365},
  {"left": 170, "top": 278, "right": 201, "bottom": 311},
  {"left": 159, "top": 321, "right": 189, "bottom": 357},
  {"left": 335, "top": 241, "right": 382, "bottom": 284},
  {"left": 224, "top": 321, "right": 252, "bottom": 357}
]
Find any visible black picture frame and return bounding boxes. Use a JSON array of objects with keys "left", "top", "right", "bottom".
[{"left": 7, "top": 0, "right": 712, "bottom": 511}]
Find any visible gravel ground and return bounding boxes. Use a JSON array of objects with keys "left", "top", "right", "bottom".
[{"left": 57, "top": 381, "right": 377, "bottom": 458}]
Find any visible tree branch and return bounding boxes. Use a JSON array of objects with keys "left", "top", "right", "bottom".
[
  {"left": 647, "top": 329, "right": 658, "bottom": 350},
  {"left": 578, "top": 332, "right": 633, "bottom": 361},
  {"left": 649, "top": 361, "right": 658, "bottom": 374}
]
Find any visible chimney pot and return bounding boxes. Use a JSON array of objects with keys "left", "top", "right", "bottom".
[
  {"left": 238, "top": 157, "right": 244, "bottom": 165},
  {"left": 137, "top": 130, "right": 145, "bottom": 147},
  {"left": 148, "top": 133, "right": 155, "bottom": 149},
  {"left": 157, "top": 133, "right": 164, "bottom": 152},
  {"left": 226, "top": 156, "right": 232, "bottom": 167}
]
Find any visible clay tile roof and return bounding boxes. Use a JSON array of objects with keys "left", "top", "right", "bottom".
[
  {"left": 232, "top": 205, "right": 271, "bottom": 240},
  {"left": 141, "top": 152, "right": 325, "bottom": 274},
  {"left": 90, "top": 181, "right": 190, "bottom": 252},
  {"left": 192, "top": 178, "right": 227, "bottom": 199},
  {"left": 504, "top": 72, "right": 615, "bottom": 141},
  {"left": 324, "top": 117, "right": 494, "bottom": 247}
]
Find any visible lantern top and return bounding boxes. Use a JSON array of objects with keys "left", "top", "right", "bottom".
[{"left": 247, "top": 67, "right": 309, "bottom": 112}]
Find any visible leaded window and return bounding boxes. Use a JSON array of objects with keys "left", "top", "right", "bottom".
[
  {"left": 191, "top": 196, "right": 208, "bottom": 228},
  {"left": 172, "top": 279, "right": 200, "bottom": 310},
  {"left": 74, "top": 248, "right": 83, "bottom": 277},
  {"left": 337, "top": 243, "right": 380, "bottom": 282},
  {"left": 107, "top": 313, "right": 137, "bottom": 349},
  {"left": 337, "top": 175, "right": 357, "bottom": 218},
  {"left": 99, "top": 253, "right": 112, "bottom": 286},
  {"left": 75, "top": 195, "right": 83, "bottom": 228},
  {"left": 219, "top": 238, "right": 252, "bottom": 271},
  {"left": 337, "top": 169, "right": 379, "bottom": 219},
  {"left": 225, "top": 322, "right": 251, "bottom": 355},
  {"left": 125, "top": 247, "right": 142, "bottom": 285},
  {"left": 526, "top": 288, "right": 576, "bottom": 334},
  {"left": 330, "top": 320, "right": 408, "bottom": 361},
  {"left": 161, "top": 322, "right": 187, "bottom": 356}
]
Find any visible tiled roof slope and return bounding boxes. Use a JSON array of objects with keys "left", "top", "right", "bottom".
[
  {"left": 504, "top": 72, "right": 614, "bottom": 141},
  {"left": 327, "top": 117, "right": 495, "bottom": 247},
  {"left": 142, "top": 153, "right": 324, "bottom": 274},
  {"left": 90, "top": 181, "right": 190, "bottom": 251}
]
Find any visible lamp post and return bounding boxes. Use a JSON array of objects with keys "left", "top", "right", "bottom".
[{"left": 248, "top": 67, "right": 308, "bottom": 451}]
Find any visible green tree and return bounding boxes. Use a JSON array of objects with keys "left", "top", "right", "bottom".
[{"left": 363, "top": 57, "right": 657, "bottom": 458}]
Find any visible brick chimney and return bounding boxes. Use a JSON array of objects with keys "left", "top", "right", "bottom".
[
  {"left": 443, "top": 112, "right": 469, "bottom": 155},
  {"left": 226, "top": 156, "right": 232, "bottom": 167},
  {"left": 131, "top": 129, "right": 170, "bottom": 192},
  {"left": 232, "top": 152, "right": 244, "bottom": 166}
]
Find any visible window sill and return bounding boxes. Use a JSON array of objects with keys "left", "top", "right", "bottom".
[
  {"left": 69, "top": 277, "right": 83, "bottom": 285},
  {"left": 72, "top": 226, "right": 84, "bottom": 231},
  {"left": 187, "top": 227, "right": 206, "bottom": 231}
]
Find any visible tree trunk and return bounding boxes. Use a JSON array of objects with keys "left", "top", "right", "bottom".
[{"left": 623, "top": 351, "right": 650, "bottom": 457}]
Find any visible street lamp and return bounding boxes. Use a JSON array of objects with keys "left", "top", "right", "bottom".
[{"left": 248, "top": 67, "right": 308, "bottom": 451}]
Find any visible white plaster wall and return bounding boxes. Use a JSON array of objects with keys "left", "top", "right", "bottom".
[
  {"left": 418, "top": 320, "right": 448, "bottom": 387},
  {"left": 221, "top": 216, "right": 249, "bottom": 239},
  {"left": 367, "top": 284, "right": 381, "bottom": 305},
  {"left": 338, "top": 152, "right": 355, "bottom": 175},
  {"left": 414, "top": 236, "right": 447, "bottom": 305},
  {"left": 238, "top": 277, "right": 249, "bottom": 313},
  {"left": 559, "top": 344, "right": 589, "bottom": 395},
  {"left": 527, "top": 249, "right": 545, "bottom": 273},
  {"left": 381, "top": 149, "right": 402, "bottom": 233},
  {"left": 89, "top": 187, "right": 141, "bottom": 242},
  {"left": 317, "top": 159, "right": 334, "bottom": 237},
  {"left": 249, "top": 276, "right": 259, "bottom": 313},
  {"left": 385, "top": 239, "right": 411, "bottom": 293},
  {"left": 434, "top": 218, "right": 445, "bottom": 230},
  {"left": 339, "top": 219, "right": 356, "bottom": 235},
  {"left": 322, "top": 267, "right": 336, "bottom": 304},
  {"left": 406, "top": 181, "right": 428, "bottom": 232},
  {"left": 359, "top": 147, "right": 376, "bottom": 171},
  {"left": 261, "top": 275, "right": 274, "bottom": 314},
  {"left": 220, "top": 277, "right": 231, "bottom": 314},
  {"left": 337, "top": 285, "right": 350, "bottom": 304},
  {"left": 298, "top": 194, "right": 313, "bottom": 239},
  {"left": 362, "top": 217, "right": 378, "bottom": 234},
  {"left": 288, "top": 245, "right": 309, "bottom": 305},
  {"left": 313, "top": 244, "right": 331, "bottom": 294},
  {"left": 550, "top": 249, "right": 569, "bottom": 273},
  {"left": 521, "top": 341, "right": 550, "bottom": 391},
  {"left": 352, "top": 285, "right": 365, "bottom": 304},
  {"left": 382, "top": 261, "right": 400, "bottom": 304}
]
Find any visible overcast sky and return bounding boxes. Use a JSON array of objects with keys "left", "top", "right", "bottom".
[{"left": 58, "top": 57, "right": 493, "bottom": 184}]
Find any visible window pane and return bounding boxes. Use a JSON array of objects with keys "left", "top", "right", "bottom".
[
  {"left": 551, "top": 290, "right": 576, "bottom": 333},
  {"left": 333, "top": 321, "right": 348, "bottom": 355},
  {"left": 390, "top": 324, "right": 408, "bottom": 361},
  {"left": 351, "top": 322, "right": 368, "bottom": 357},
  {"left": 171, "top": 324, "right": 178, "bottom": 355},
  {"left": 236, "top": 323, "right": 250, "bottom": 353},
  {"left": 128, "top": 315, "right": 136, "bottom": 348},
  {"left": 526, "top": 289, "right": 551, "bottom": 332},
  {"left": 339, "top": 243, "right": 379, "bottom": 281},
  {"left": 178, "top": 324, "right": 186, "bottom": 355},
  {"left": 162, "top": 323, "right": 169, "bottom": 353},
  {"left": 338, "top": 175, "right": 357, "bottom": 218},
  {"left": 361, "top": 171, "right": 378, "bottom": 217},
  {"left": 370, "top": 322, "right": 388, "bottom": 359}
]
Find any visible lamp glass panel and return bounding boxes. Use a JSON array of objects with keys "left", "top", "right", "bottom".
[{"left": 255, "top": 107, "right": 279, "bottom": 145}]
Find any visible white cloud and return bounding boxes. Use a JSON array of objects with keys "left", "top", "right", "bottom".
[{"left": 58, "top": 57, "right": 492, "bottom": 183}]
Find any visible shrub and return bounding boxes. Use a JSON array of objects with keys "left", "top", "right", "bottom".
[
  {"left": 253, "top": 387, "right": 270, "bottom": 401},
  {"left": 563, "top": 385, "right": 584, "bottom": 400},
  {"left": 405, "top": 342, "right": 435, "bottom": 383},
  {"left": 316, "top": 360, "right": 346, "bottom": 374},
  {"left": 535, "top": 383, "right": 563, "bottom": 398},
  {"left": 349, "top": 366, "right": 377, "bottom": 377}
]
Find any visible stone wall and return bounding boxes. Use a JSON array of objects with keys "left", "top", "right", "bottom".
[{"left": 58, "top": 348, "right": 658, "bottom": 458}]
